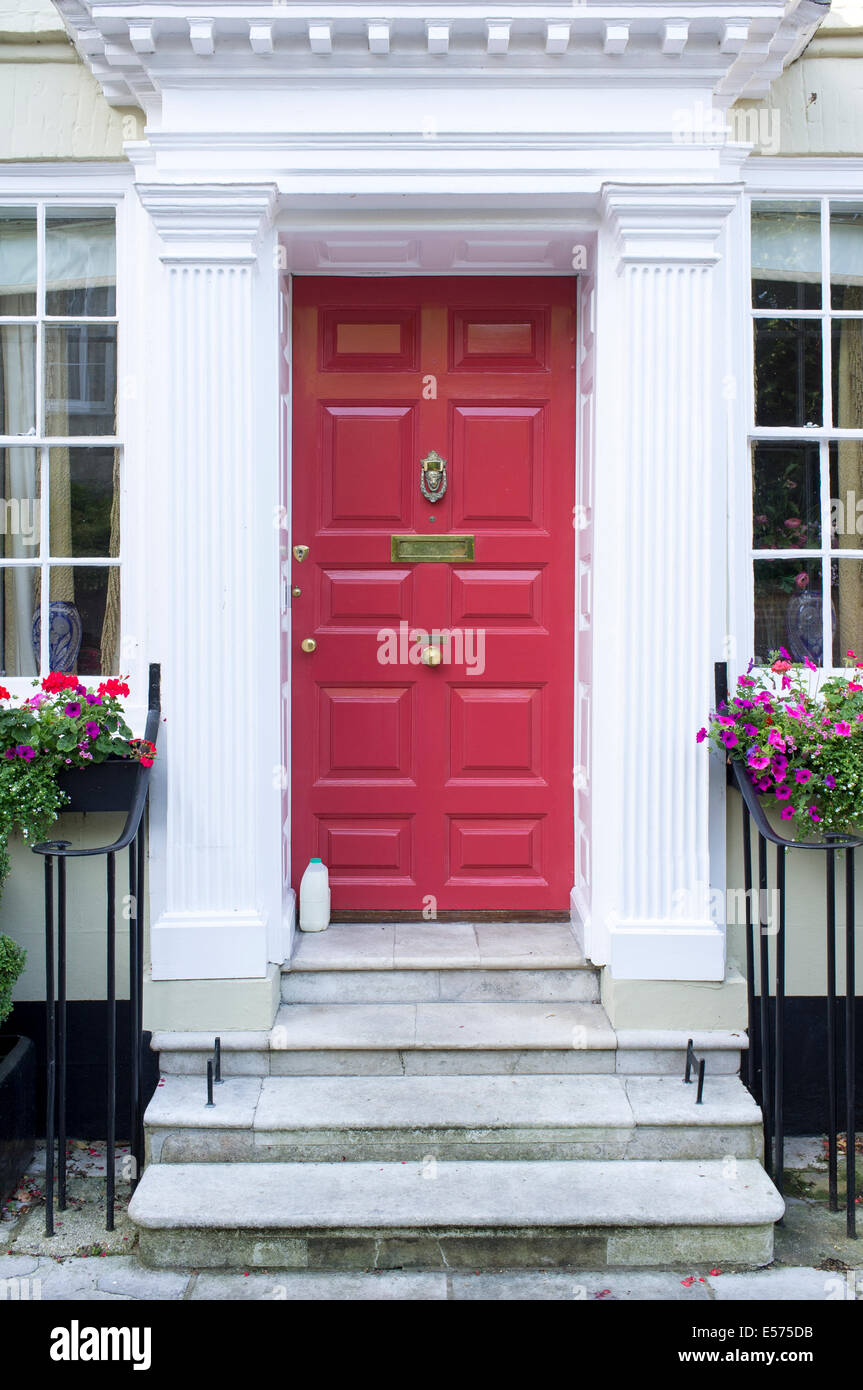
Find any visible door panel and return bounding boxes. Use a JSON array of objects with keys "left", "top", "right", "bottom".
[{"left": 291, "top": 277, "right": 575, "bottom": 912}]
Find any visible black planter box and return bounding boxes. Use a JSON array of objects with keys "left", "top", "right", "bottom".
[
  {"left": 56, "top": 756, "right": 138, "bottom": 813},
  {"left": 0, "top": 1035, "right": 35, "bottom": 1203}
]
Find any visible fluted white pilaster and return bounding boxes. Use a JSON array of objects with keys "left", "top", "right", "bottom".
[
  {"left": 138, "top": 183, "right": 281, "bottom": 980},
  {"left": 589, "top": 186, "right": 739, "bottom": 981}
]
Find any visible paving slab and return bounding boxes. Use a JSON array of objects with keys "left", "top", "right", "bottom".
[
  {"left": 452, "top": 1270, "right": 714, "bottom": 1300},
  {"left": 191, "top": 1270, "right": 448, "bottom": 1300},
  {"left": 709, "top": 1266, "right": 856, "bottom": 1301}
]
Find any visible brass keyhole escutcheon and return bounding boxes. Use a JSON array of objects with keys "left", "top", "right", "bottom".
[
  {"left": 293, "top": 544, "right": 310, "bottom": 563},
  {"left": 301, "top": 638, "right": 317, "bottom": 653},
  {"left": 420, "top": 645, "right": 443, "bottom": 667}
]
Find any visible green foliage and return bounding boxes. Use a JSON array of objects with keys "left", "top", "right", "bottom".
[
  {"left": 0, "top": 932, "right": 26, "bottom": 1027},
  {"left": 0, "top": 674, "right": 147, "bottom": 905}
]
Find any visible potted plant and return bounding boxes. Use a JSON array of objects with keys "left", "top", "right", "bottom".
[
  {"left": 699, "top": 648, "right": 863, "bottom": 837},
  {"left": 0, "top": 932, "right": 33, "bottom": 1204},
  {"left": 0, "top": 674, "right": 156, "bottom": 846}
]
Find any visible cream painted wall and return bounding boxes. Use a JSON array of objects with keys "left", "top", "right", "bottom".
[
  {"left": 733, "top": 0, "right": 863, "bottom": 156},
  {"left": 0, "top": 0, "right": 141, "bottom": 160}
]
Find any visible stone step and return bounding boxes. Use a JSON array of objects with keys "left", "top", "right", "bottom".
[
  {"left": 282, "top": 967, "right": 599, "bottom": 1005},
  {"left": 152, "top": 1013, "right": 745, "bottom": 1078},
  {"left": 145, "top": 1072, "right": 764, "bottom": 1165},
  {"left": 287, "top": 921, "right": 587, "bottom": 973},
  {"left": 129, "top": 1157, "right": 784, "bottom": 1270}
]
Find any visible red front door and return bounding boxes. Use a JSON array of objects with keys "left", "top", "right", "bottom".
[{"left": 291, "top": 277, "right": 575, "bottom": 913}]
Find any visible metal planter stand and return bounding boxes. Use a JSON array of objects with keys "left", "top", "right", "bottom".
[{"left": 33, "top": 663, "right": 160, "bottom": 1236}]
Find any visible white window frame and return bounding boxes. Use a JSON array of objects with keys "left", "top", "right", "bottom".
[
  {"left": 0, "top": 170, "right": 135, "bottom": 694},
  {"left": 745, "top": 180, "right": 863, "bottom": 674}
]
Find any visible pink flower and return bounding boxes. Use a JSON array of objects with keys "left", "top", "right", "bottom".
[
  {"left": 795, "top": 769, "right": 813, "bottom": 784},
  {"left": 721, "top": 731, "right": 738, "bottom": 749},
  {"left": 781, "top": 806, "right": 795, "bottom": 820},
  {"left": 696, "top": 727, "right": 707, "bottom": 743},
  {"left": 775, "top": 786, "right": 792, "bottom": 800},
  {"left": 809, "top": 807, "right": 822, "bottom": 823},
  {"left": 86, "top": 721, "right": 100, "bottom": 739},
  {"left": 835, "top": 722, "right": 852, "bottom": 737}
]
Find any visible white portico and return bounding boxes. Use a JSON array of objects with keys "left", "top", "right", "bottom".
[{"left": 40, "top": 1, "right": 829, "bottom": 1035}]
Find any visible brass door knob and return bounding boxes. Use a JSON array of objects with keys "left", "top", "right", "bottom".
[
  {"left": 301, "top": 638, "right": 317, "bottom": 653},
  {"left": 420, "top": 645, "right": 442, "bottom": 667}
]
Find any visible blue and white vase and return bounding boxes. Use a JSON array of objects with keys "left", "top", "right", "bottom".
[{"left": 32, "top": 601, "right": 83, "bottom": 673}]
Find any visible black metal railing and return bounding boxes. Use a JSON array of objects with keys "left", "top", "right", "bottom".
[
  {"left": 717, "top": 663, "right": 860, "bottom": 1235},
  {"left": 684, "top": 1038, "right": 706, "bottom": 1104},
  {"left": 33, "top": 663, "right": 160, "bottom": 1236},
  {"left": 733, "top": 759, "right": 859, "bottom": 1236}
]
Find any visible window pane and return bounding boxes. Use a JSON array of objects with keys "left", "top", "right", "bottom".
[
  {"left": 832, "top": 558, "right": 863, "bottom": 667},
  {"left": 49, "top": 565, "right": 119, "bottom": 675},
  {"left": 0, "top": 566, "right": 39, "bottom": 677},
  {"left": 0, "top": 447, "right": 40, "bottom": 559},
  {"left": 832, "top": 319, "right": 863, "bottom": 428},
  {"left": 754, "top": 559, "right": 824, "bottom": 665},
  {"left": 754, "top": 318, "right": 822, "bottom": 427},
  {"left": 49, "top": 446, "right": 118, "bottom": 557},
  {"left": 752, "top": 441, "right": 820, "bottom": 549},
  {"left": 751, "top": 201, "right": 821, "bottom": 310},
  {"left": 45, "top": 210, "right": 115, "bottom": 317},
  {"left": 44, "top": 325, "right": 117, "bottom": 436},
  {"left": 830, "top": 202, "right": 863, "bottom": 310},
  {"left": 0, "top": 324, "right": 36, "bottom": 434},
  {"left": 0, "top": 209, "right": 37, "bottom": 315}
]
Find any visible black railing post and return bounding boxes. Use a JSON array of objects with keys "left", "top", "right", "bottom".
[
  {"left": 56, "top": 854, "right": 67, "bottom": 1210},
  {"left": 128, "top": 837, "right": 140, "bottom": 1191},
  {"left": 758, "top": 831, "right": 773, "bottom": 1176},
  {"left": 106, "top": 851, "right": 116, "bottom": 1232},
  {"left": 742, "top": 805, "right": 756, "bottom": 1093},
  {"left": 827, "top": 849, "right": 839, "bottom": 1212},
  {"left": 44, "top": 855, "right": 55, "bottom": 1238},
  {"left": 774, "top": 842, "right": 786, "bottom": 1199},
  {"left": 846, "top": 849, "right": 857, "bottom": 1238}
]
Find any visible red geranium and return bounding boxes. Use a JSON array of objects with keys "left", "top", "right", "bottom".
[
  {"left": 98, "top": 678, "right": 130, "bottom": 699},
  {"left": 0, "top": 687, "right": 9, "bottom": 701},
  {"left": 41, "top": 672, "right": 79, "bottom": 694}
]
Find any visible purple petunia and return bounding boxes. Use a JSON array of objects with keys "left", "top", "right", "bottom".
[
  {"left": 696, "top": 727, "right": 707, "bottom": 743},
  {"left": 775, "top": 786, "right": 792, "bottom": 800},
  {"left": 835, "top": 722, "right": 852, "bottom": 737},
  {"left": 86, "top": 721, "right": 100, "bottom": 739},
  {"left": 721, "top": 731, "right": 738, "bottom": 749},
  {"left": 64, "top": 701, "right": 81, "bottom": 719},
  {"left": 16, "top": 745, "right": 35, "bottom": 761},
  {"left": 824, "top": 775, "right": 836, "bottom": 789},
  {"left": 85, "top": 693, "right": 102, "bottom": 706},
  {"left": 781, "top": 806, "right": 795, "bottom": 820},
  {"left": 794, "top": 769, "right": 813, "bottom": 784}
]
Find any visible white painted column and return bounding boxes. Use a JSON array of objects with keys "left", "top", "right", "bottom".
[
  {"left": 588, "top": 184, "right": 739, "bottom": 981},
  {"left": 136, "top": 183, "right": 283, "bottom": 981}
]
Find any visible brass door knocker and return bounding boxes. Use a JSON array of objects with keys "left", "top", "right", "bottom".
[{"left": 420, "top": 450, "right": 447, "bottom": 503}]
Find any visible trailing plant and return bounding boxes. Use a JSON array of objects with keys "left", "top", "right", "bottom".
[
  {"left": 0, "top": 674, "right": 155, "bottom": 895},
  {"left": 0, "top": 933, "right": 25, "bottom": 1028},
  {"left": 699, "top": 649, "right": 863, "bottom": 838}
]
